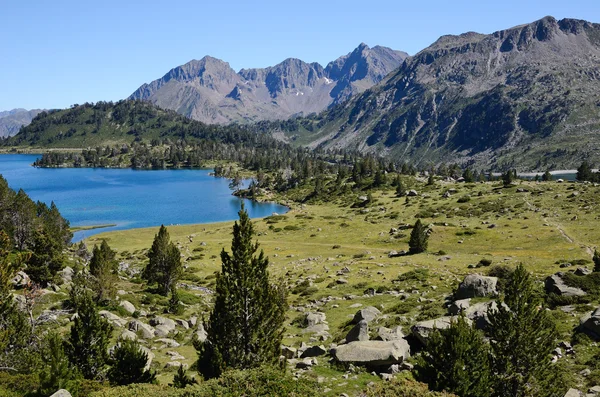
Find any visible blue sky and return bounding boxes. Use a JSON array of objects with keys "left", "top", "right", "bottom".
[{"left": 1, "top": 0, "right": 598, "bottom": 110}]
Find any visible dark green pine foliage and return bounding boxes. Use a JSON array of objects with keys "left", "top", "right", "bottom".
[
  {"left": 415, "top": 315, "right": 492, "bottom": 397},
  {"left": 487, "top": 264, "right": 562, "bottom": 397},
  {"left": 463, "top": 168, "right": 475, "bottom": 183},
  {"left": 107, "top": 338, "right": 156, "bottom": 386},
  {"left": 66, "top": 292, "right": 113, "bottom": 380},
  {"left": 142, "top": 225, "right": 182, "bottom": 296},
  {"left": 38, "top": 332, "right": 79, "bottom": 396},
  {"left": 409, "top": 219, "right": 429, "bottom": 254},
  {"left": 168, "top": 285, "right": 184, "bottom": 315},
  {"left": 89, "top": 240, "right": 118, "bottom": 276},
  {"left": 197, "top": 204, "right": 287, "bottom": 379},
  {"left": 576, "top": 161, "right": 594, "bottom": 182},
  {"left": 542, "top": 170, "right": 553, "bottom": 181},
  {"left": 593, "top": 249, "right": 600, "bottom": 273},
  {"left": 502, "top": 170, "right": 514, "bottom": 187},
  {"left": 171, "top": 365, "right": 198, "bottom": 388},
  {"left": 26, "top": 229, "right": 65, "bottom": 286}
]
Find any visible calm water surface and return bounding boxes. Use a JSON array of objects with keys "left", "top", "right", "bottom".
[{"left": 0, "top": 154, "right": 287, "bottom": 241}]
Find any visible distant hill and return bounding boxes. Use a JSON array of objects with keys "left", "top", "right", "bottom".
[
  {"left": 0, "top": 108, "right": 44, "bottom": 137},
  {"left": 129, "top": 44, "right": 407, "bottom": 124},
  {"left": 279, "top": 17, "right": 600, "bottom": 170}
]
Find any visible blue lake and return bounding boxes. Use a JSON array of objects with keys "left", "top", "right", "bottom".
[{"left": 0, "top": 154, "right": 288, "bottom": 242}]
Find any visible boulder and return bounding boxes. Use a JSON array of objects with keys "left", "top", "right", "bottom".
[
  {"left": 575, "top": 267, "right": 592, "bottom": 276},
  {"left": 346, "top": 320, "right": 369, "bottom": 342},
  {"left": 281, "top": 345, "right": 297, "bottom": 359},
  {"left": 156, "top": 338, "right": 180, "bottom": 348},
  {"left": 99, "top": 310, "right": 126, "bottom": 328},
  {"left": 300, "top": 345, "right": 327, "bottom": 358},
  {"left": 464, "top": 301, "right": 503, "bottom": 330},
  {"left": 302, "top": 323, "right": 330, "bottom": 335},
  {"left": 333, "top": 340, "right": 410, "bottom": 366},
  {"left": 580, "top": 308, "right": 600, "bottom": 339},
  {"left": 545, "top": 273, "right": 586, "bottom": 297},
  {"left": 412, "top": 316, "right": 472, "bottom": 345},
  {"left": 11, "top": 271, "right": 30, "bottom": 288},
  {"left": 165, "top": 361, "right": 182, "bottom": 368},
  {"left": 188, "top": 316, "right": 198, "bottom": 327},
  {"left": 150, "top": 316, "right": 177, "bottom": 331},
  {"left": 60, "top": 266, "right": 74, "bottom": 283},
  {"left": 377, "top": 326, "right": 404, "bottom": 341},
  {"left": 353, "top": 306, "right": 381, "bottom": 324},
  {"left": 175, "top": 319, "right": 189, "bottom": 329},
  {"left": 50, "top": 390, "right": 72, "bottom": 397},
  {"left": 139, "top": 345, "right": 155, "bottom": 370},
  {"left": 562, "top": 389, "right": 580, "bottom": 397},
  {"left": 195, "top": 323, "right": 208, "bottom": 343},
  {"left": 120, "top": 329, "right": 137, "bottom": 341},
  {"left": 407, "top": 190, "right": 418, "bottom": 197},
  {"left": 154, "top": 324, "right": 172, "bottom": 337},
  {"left": 449, "top": 298, "right": 471, "bottom": 315},
  {"left": 456, "top": 274, "right": 498, "bottom": 299},
  {"left": 305, "top": 312, "right": 327, "bottom": 327},
  {"left": 128, "top": 319, "right": 156, "bottom": 339},
  {"left": 119, "top": 300, "right": 136, "bottom": 315}
]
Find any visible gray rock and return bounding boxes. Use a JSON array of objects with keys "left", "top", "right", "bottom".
[
  {"left": 195, "top": 323, "right": 208, "bottom": 343},
  {"left": 563, "top": 389, "right": 581, "bottom": 397},
  {"left": 353, "top": 306, "right": 381, "bottom": 324},
  {"left": 302, "top": 323, "right": 330, "bottom": 334},
  {"left": 305, "top": 312, "right": 327, "bottom": 327},
  {"left": 128, "top": 319, "right": 156, "bottom": 339},
  {"left": 119, "top": 300, "right": 136, "bottom": 315},
  {"left": 412, "top": 316, "right": 472, "bottom": 345},
  {"left": 11, "top": 271, "right": 30, "bottom": 288},
  {"left": 281, "top": 345, "right": 297, "bottom": 359},
  {"left": 456, "top": 274, "right": 498, "bottom": 298},
  {"left": 580, "top": 308, "right": 600, "bottom": 339},
  {"left": 188, "top": 316, "right": 198, "bottom": 327},
  {"left": 449, "top": 298, "right": 471, "bottom": 315},
  {"left": 50, "top": 390, "right": 72, "bottom": 397},
  {"left": 99, "top": 310, "right": 127, "bottom": 327},
  {"left": 60, "top": 266, "right": 74, "bottom": 283},
  {"left": 545, "top": 273, "right": 586, "bottom": 297},
  {"left": 165, "top": 361, "right": 182, "bottom": 368},
  {"left": 300, "top": 345, "right": 327, "bottom": 358},
  {"left": 346, "top": 320, "right": 369, "bottom": 342},
  {"left": 464, "top": 301, "right": 503, "bottom": 330},
  {"left": 333, "top": 340, "right": 411, "bottom": 366},
  {"left": 120, "top": 329, "right": 137, "bottom": 341},
  {"left": 156, "top": 338, "right": 180, "bottom": 348},
  {"left": 175, "top": 319, "right": 189, "bottom": 329},
  {"left": 154, "top": 324, "right": 172, "bottom": 337},
  {"left": 150, "top": 316, "right": 177, "bottom": 331},
  {"left": 575, "top": 267, "right": 592, "bottom": 276},
  {"left": 139, "top": 345, "right": 155, "bottom": 370},
  {"left": 377, "top": 326, "right": 404, "bottom": 341},
  {"left": 407, "top": 190, "right": 418, "bottom": 197}
]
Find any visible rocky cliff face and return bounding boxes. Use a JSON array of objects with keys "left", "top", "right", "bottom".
[
  {"left": 0, "top": 109, "right": 44, "bottom": 138},
  {"left": 296, "top": 17, "right": 600, "bottom": 170},
  {"left": 129, "top": 44, "right": 407, "bottom": 124}
]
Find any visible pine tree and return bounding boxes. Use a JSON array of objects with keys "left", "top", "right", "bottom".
[
  {"left": 593, "top": 249, "right": 600, "bottom": 273},
  {"left": 487, "top": 264, "right": 561, "bottom": 397},
  {"left": 409, "top": 219, "right": 429, "bottom": 254},
  {"left": 89, "top": 240, "right": 118, "bottom": 302},
  {"left": 396, "top": 180, "right": 405, "bottom": 197},
  {"left": 107, "top": 338, "right": 156, "bottom": 386},
  {"left": 463, "top": 168, "right": 474, "bottom": 183},
  {"left": 142, "top": 225, "right": 182, "bottom": 295},
  {"left": 502, "top": 171, "right": 514, "bottom": 187},
  {"left": 427, "top": 173, "right": 435, "bottom": 186},
  {"left": 576, "top": 161, "right": 594, "bottom": 182},
  {"left": 171, "top": 365, "right": 198, "bottom": 388},
  {"left": 168, "top": 285, "right": 183, "bottom": 315},
  {"left": 66, "top": 292, "right": 113, "bottom": 379},
  {"left": 415, "top": 315, "right": 492, "bottom": 397},
  {"left": 196, "top": 204, "right": 287, "bottom": 379},
  {"left": 38, "top": 332, "right": 79, "bottom": 396},
  {"left": 26, "top": 229, "right": 65, "bottom": 286},
  {"left": 542, "top": 170, "right": 552, "bottom": 182}
]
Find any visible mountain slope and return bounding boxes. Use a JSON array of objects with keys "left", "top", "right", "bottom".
[
  {"left": 0, "top": 108, "right": 44, "bottom": 137},
  {"left": 129, "top": 44, "right": 407, "bottom": 124},
  {"left": 288, "top": 17, "right": 600, "bottom": 170}
]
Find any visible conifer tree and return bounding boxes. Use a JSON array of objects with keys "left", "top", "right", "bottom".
[
  {"left": 415, "top": 315, "right": 492, "bottom": 397},
  {"left": 196, "top": 204, "right": 287, "bottom": 379},
  {"left": 463, "top": 168, "right": 474, "bottom": 183},
  {"left": 395, "top": 179, "right": 405, "bottom": 197},
  {"left": 89, "top": 240, "right": 118, "bottom": 302},
  {"left": 409, "top": 219, "right": 429, "bottom": 254},
  {"left": 66, "top": 292, "right": 113, "bottom": 379},
  {"left": 26, "top": 229, "right": 65, "bottom": 286},
  {"left": 487, "top": 264, "right": 561, "bottom": 397},
  {"left": 142, "top": 225, "right": 182, "bottom": 295},
  {"left": 502, "top": 170, "right": 514, "bottom": 187},
  {"left": 576, "top": 161, "right": 594, "bottom": 182},
  {"left": 593, "top": 249, "right": 600, "bottom": 273},
  {"left": 427, "top": 173, "right": 435, "bottom": 186},
  {"left": 38, "top": 332, "right": 79, "bottom": 396},
  {"left": 542, "top": 170, "right": 552, "bottom": 182},
  {"left": 168, "top": 285, "right": 183, "bottom": 315},
  {"left": 171, "top": 365, "right": 198, "bottom": 388},
  {"left": 107, "top": 338, "right": 156, "bottom": 386}
]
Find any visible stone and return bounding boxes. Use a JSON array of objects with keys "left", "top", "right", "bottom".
[
  {"left": 346, "top": 320, "right": 369, "bottom": 342},
  {"left": 156, "top": 338, "right": 180, "bottom": 348},
  {"left": 448, "top": 298, "right": 471, "bottom": 315},
  {"left": 456, "top": 274, "right": 498, "bottom": 299},
  {"left": 407, "top": 190, "right": 418, "bottom": 197},
  {"left": 377, "top": 326, "right": 404, "bottom": 341},
  {"left": 150, "top": 316, "right": 177, "bottom": 331},
  {"left": 545, "top": 273, "right": 586, "bottom": 297},
  {"left": 99, "top": 310, "right": 127, "bottom": 327},
  {"left": 139, "top": 345, "right": 155, "bottom": 371},
  {"left": 464, "top": 301, "right": 503, "bottom": 330},
  {"left": 119, "top": 300, "right": 136, "bottom": 315},
  {"left": 412, "top": 316, "right": 472, "bottom": 345},
  {"left": 589, "top": 386, "right": 600, "bottom": 394},
  {"left": 60, "top": 266, "right": 74, "bottom": 283},
  {"left": 575, "top": 267, "right": 592, "bottom": 276},
  {"left": 336, "top": 278, "right": 348, "bottom": 284},
  {"left": 195, "top": 323, "right": 208, "bottom": 343},
  {"left": 154, "top": 324, "right": 172, "bottom": 337},
  {"left": 281, "top": 345, "right": 297, "bottom": 359},
  {"left": 581, "top": 308, "right": 600, "bottom": 339},
  {"left": 300, "top": 345, "right": 327, "bottom": 358},
  {"left": 305, "top": 312, "right": 327, "bottom": 327},
  {"left": 165, "top": 361, "right": 182, "bottom": 368},
  {"left": 11, "top": 271, "right": 30, "bottom": 288},
  {"left": 564, "top": 389, "right": 582, "bottom": 397},
  {"left": 295, "top": 357, "right": 316, "bottom": 369},
  {"left": 333, "top": 340, "right": 411, "bottom": 366},
  {"left": 120, "top": 329, "right": 137, "bottom": 341},
  {"left": 128, "top": 319, "right": 156, "bottom": 339},
  {"left": 175, "top": 319, "right": 189, "bottom": 329},
  {"left": 303, "top": 323, "right": 330, "bottom": 335},
  {"left": 50, "top": 390, "right": 72, "bottom": 397},
  {"left": 353, "top": 306, "right": 381, "bottom": 324},
  {"left": 188, "top": 316, "right": 198, "bottom": 327}
]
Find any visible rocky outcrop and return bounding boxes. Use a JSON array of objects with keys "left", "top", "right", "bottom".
[
  {"left": 545, "top": 273, "right": 587, "bottom": 297},
  {"left": 353, "top": 306, "right": 381, "bottom": 324},
  {"left": 456, "top": 274, "right": 498, "bottom": 299},
  {"left": 333, "top": 340, "right": 410, "bottom": 366},
  {"left": 346, "top": 319, "right": 369, "bottom": 342},
  {"left": 580, "top": 307, "right": 600, "bottom": 339},
  {"left": 412, "top": 316, "right": 472, "bottom": 345}
]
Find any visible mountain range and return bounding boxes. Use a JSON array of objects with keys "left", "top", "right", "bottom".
[
  {"left": 281, "top": 16, "right": 600, "bottom": 170},
  {"left": 0, "top": 108, "right": 44, "bottom": 138},
  {"left": 129, "top": 44, "right": 407, "bottom": 124}
]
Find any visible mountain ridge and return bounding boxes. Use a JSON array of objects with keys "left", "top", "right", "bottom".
[
  {"left": 129, "top": 44, "right": 408, "bottom": 124},
  {"left": 0, "top": 108, "right": 45, "bottom": 138}
]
